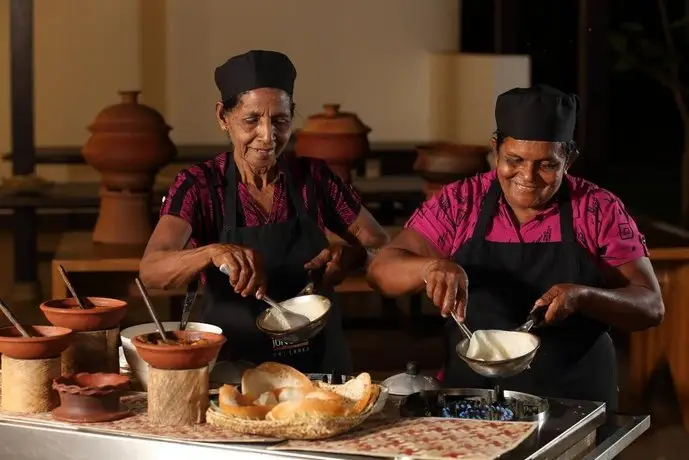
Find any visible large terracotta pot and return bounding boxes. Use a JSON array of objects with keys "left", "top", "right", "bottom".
[
  {"left": 295, "top": 104, "right": 371, "bottom": 183},
  {"left": 82, "top": 91, "right": 177, "bottom": 245},
  {"left": 414, "top": 142, "right": 489, "bottom": 198}
]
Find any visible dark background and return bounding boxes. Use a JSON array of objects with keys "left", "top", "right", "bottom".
[{"left": 461, "top": 0, "right": 686, "bottom": 223}]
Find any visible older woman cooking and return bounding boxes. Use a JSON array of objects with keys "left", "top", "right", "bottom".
[
  {"left": 368, "top": 84, "right": 664, "bottom": 411},
  {"left": 139, "top": 50, "right": 388, "bottom": 373}
]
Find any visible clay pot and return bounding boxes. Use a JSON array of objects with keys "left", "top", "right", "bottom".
[
  {"left": 40, "top": 297, "right": 128, "bottom": 332},
  {"left": 0, "top": 326, "right": 72, "bottom": 359},
  {"left": 295, "top": 104, "right": 371, "bottom": 183},
  {"left": 414, "top": 142, "right": 490, "bottom": 198},
  {"left": 82, "top": 90, "right": 177, "bottom": 245},
  {"left": 132, "top": 331, "right": 226, "bottom": 370},
  {"left": 52, "top": 373, "right": 131, "bottom": 423}
]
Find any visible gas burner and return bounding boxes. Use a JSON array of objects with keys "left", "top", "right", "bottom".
[{"left": 400, "top": 387, "right": 549, "bottom": 423}]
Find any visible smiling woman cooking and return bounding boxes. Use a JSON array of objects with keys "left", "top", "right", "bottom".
[
  {"left": 367, "top": 84, "right": 664, "bottom": 411},
  {"left": 139, "top": 50, "right": 388, "bottom": 373}
]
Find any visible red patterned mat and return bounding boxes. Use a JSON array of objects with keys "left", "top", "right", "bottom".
[
  {"left": 271, "top": 417, "right": 538, "bottom": 460},
  {"left": 0, "top": 388, "right": 277, "bottom": 443}
]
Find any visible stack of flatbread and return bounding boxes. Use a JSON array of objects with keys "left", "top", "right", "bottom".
[{"left": 207, "top": 362, "right": 385, "bottom": 439}]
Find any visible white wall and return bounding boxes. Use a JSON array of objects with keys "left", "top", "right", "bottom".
[{"left": 164, "top": 0, "right": 459, "bottom": 144}]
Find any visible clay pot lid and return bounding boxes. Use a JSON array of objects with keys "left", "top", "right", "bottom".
[
  {"left": 40, "top": 297, "right": 128, "bottom": 332},
  {"left": 0, "top": 325, "right": 73, "bottom": 359},
  {"left": 416, "top": 142, "right": 490, "bottom": 156},
  {"left": 87, "top": 90, "right": 171, "bottom": 133},
  {"left": 299, "top": 104, "right": 371, "bottom": 135},
  {"left": 132, "top": 330, "right": 226, "bottom": 370},
  {"left": 54, "top": 373, "right": 130, "bottom": 396}
]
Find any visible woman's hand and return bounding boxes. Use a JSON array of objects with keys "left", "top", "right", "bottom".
[
  {"left": 210, "top": 244, "right": 267, "bottom": 298},
  {"left": 422, "top": 259, "right": 469, "bottom": 319},
  {"left": 533, "top": 283, "right": 587, "bottom": 323},
  {"left": 304, "top": 244, "right": 367, "bottom": 287}
]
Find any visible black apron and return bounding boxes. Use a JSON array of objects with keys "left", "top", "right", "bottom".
[
  {"left": 444, "top": 180, "right": 618, "bottom": 412},
  {"left": 200, "top": 153, "right": 352, "bottom": 374}
]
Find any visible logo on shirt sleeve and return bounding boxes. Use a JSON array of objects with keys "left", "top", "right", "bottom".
[{"left": 618, "top": 223, "right": 633, "bottom": 240}]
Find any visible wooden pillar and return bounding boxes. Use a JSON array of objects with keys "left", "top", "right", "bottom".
[
  {"left": 575, "top": 0, "right": 610, "bottom": 182},
  {"left": 10, "top": 0, "right": 40, "bottom": 301}
]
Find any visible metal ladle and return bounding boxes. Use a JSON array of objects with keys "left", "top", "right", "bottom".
[
  {"left": 0, "top": 297, "right": 31, "bottom": 337},
  {"left": 219, "top": 264, "right": 310, "bottom": 328},
  {"left": 134, "top": 277, "right": 175, "bottom": 345}
]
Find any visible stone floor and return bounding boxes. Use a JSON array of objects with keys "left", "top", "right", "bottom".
[{"left": 0, "top": 230, "right": 686, "bottom": 458}]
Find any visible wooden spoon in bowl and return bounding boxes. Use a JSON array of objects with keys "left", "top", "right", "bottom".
[
  {"left": 0, "top": 297, "right": 31, "bottom": 337},
  {"left": 134, "top": 277, "right": 175, "bottom": 345},
  {"left": 56, "top": 265, "right": 87, "bottom": 309}
]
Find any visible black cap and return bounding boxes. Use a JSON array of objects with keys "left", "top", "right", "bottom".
[
  {"left": 495, "top": 84, "right": 579, "bottom": 142},
  {"left": 214, "top": 50, "right": 297, "bottom": 103}
]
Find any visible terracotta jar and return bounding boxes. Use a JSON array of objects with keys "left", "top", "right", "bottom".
[
  {"left": 414, "top": 142, "right": 490, "bottom": 198},
  {"left": 295, "top": 104, "right": 371, "bottom": 183},
  {"left": 82, "top": 91, "right": 176, "bottom": 245}
]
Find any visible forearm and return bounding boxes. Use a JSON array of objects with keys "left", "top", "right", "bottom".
[
  {"left": 579, "top": 285, "right": 664, "bottom": 332},
  {"left": 139, "top": 245, "right": 217, "bottom": 290},
  {"left": 367, "top": 248, "right": 436, "bottom": 296}
]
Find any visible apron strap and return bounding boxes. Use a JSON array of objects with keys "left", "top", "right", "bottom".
[
  {"left": 557, "top": 180, "right": 576, "bottom": 243},
  {"left": 472, "top": 179, "right": 576, "bottom": 243},
  {"left": 281, "top": 155, "right": 310, "bottom": 218},
  {"left": 472, "top": 180, "right": 502, "bottom": 240},
  {"left": 223, "top": 152, "right": 240, "bottom": 229}
]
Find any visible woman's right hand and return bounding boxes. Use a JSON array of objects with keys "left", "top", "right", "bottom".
[
  {"left": 210, "top": 244, "right": 267, "bottom": 298},
  {"left": 422, "top": 259, "right": 469, "bottom": 320}
]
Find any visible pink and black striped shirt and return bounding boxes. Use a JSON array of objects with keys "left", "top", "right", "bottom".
[{"left": 160, "top": 152, "right": 363, "bottom": 249}]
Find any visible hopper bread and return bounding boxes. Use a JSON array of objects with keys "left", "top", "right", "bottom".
[
  {"left": 275, "top": 386, "right": 311, "bottom": 403},
  {"left": 253, "top": 391, "right": 279, "bottom": 406},
  {"left": 242, "top": 362, "right": 313, "bottom": 396},
  {"left": 305, "top": 389, "right": 349, "bottom": 404},
  {"left": 219, "top": 385, "right": 274, "bottom": 420},
  {"left": 266, "top": 398, "right": 348, "bottom": 421},
  {"left": 334, "top": 372, "right": 373, "bottom": 415}
]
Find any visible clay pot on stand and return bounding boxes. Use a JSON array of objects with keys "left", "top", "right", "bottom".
[
  {"left": 82, "top": 91, "right": 177, "bottom": 245},
  {"left": 414, "top": 142, "right": 490, "bottom": 198},
  {"left": 295, "top": 104, "right": 371, "bottom": 184}
]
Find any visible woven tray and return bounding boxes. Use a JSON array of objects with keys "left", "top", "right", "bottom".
[{"left": 206, "top": 381, "right": 388, "bottom": 440}]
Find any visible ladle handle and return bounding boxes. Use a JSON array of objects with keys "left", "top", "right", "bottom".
[
  {"left": 219, "top": 264, "right": 282, "bottom": 310},
  {"left": 0, "top": 297, "right": 31, "bottom": 338},
  {"left": 134, "top": 277, "right": 169, "bottom": 344},
  {"left": 57, "top": 265, "right": 86, "bottom": 309},
  {"left": 422, "top": 277, "right": 472, "bottom": 339}
]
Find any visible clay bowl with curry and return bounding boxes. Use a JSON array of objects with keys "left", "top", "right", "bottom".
[
  {"left": 132, "top": 330, "right": 226, "bottom": 370},
  {"left": 40, "top": 297, "right": 128, "bottom": 332},
  {"left": 0, "top": 325, "right": 73, "bottom": 359}
]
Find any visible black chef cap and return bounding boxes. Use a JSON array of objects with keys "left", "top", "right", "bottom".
[
  {"left": 495, "top": 84, "right": 579, "bottom": 142},
  {"left": 214, "top": 50, "right": 297, "bottom": 103}
]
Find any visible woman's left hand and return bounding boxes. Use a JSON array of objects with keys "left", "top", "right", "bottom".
[
  {"left": 304, "top": 244, "right": 367, "bottom": 287},
  {"left": 533, "top": 283, "right": 588, "bottom": 323}
]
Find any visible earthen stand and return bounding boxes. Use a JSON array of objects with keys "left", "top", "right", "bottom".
[
  {"left": 61, "top": 327, "right": 119, "bottom": 375},
  {"left": 147, "top": 365, "right": 209, "bottom": 426},
  {"left": 1, "top": 355, "right": 61, "bottom": 413}
]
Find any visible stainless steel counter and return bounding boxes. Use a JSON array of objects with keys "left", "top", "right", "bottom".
[{"left": 0, "top": 398, "right": 649, "bottom": 460}]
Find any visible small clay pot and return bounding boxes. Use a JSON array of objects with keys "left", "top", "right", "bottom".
[
  {"left": 414, "top": 142, "right": 489, "bottom": 183},
  {"left": 295, "top": 103, "right": 371, "bottom": 183},
  {"left": 40, "top": 297, "right": 128, "bottom": 332},
  {"left": 0, "top": 325, "right": 73, "bottom": 359},
  {"left": 132, "top": 331, "right": 226, "bottom": 370},
  {"left": 52, "top": 373, "right": 131, "bottom": 423}
]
